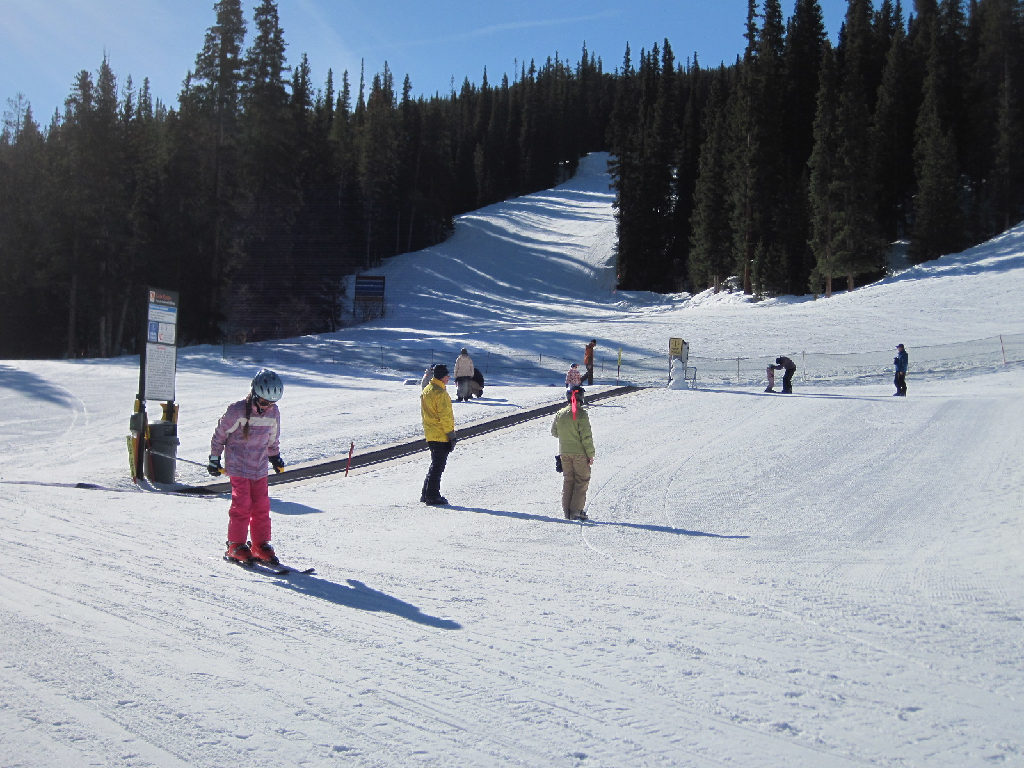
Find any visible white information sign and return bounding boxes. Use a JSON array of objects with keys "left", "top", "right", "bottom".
[
  {"left": 143, "top": 288, "right": 179, "bottom": 401},
  {"left": 144, "top": 342, "right": 177, "bottom": 401}
]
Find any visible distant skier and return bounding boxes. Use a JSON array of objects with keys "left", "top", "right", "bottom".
[
  {"left": 565, "top": 362, "right": 583, "bottom": 390},
  {"left": 773, "top": 356, "right": 797, "bottom": 393},
  {"left": 421, "top": 364, "right": 457, "bottom": 505},
  {"left": 454, "top": 348, "right": 475, "bottom": 402},
  {"left": 583, "top": 339, "right": 597, "bottom": 386},
  {"left": 551, "top": 386, "right": 596, "bottom": 521},
  {"left": 209, "top": 369, "right": 287, "bottom": 566},
  {"left": 893, "top": 343, "right": 908, "bottom": 396},
  {"left": 469, "top": 367, "right": 485, "bottom": 398}
]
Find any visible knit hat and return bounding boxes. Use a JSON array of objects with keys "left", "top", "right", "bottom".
[{"left": 433, "top": 363, "right": 449, "bottom": 379}]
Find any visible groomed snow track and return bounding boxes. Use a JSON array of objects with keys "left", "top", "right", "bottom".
[{"left": 176, "top": 384, "right": 642, "bottom": 495}]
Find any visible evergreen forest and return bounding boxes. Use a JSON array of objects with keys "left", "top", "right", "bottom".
[{"left": 1, "top": 0, "right": 1021, "bottom": 359}]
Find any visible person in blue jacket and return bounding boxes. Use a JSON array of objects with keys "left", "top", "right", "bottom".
[{"left": 893, "top": 343, "right": 909, "bottom": 396}]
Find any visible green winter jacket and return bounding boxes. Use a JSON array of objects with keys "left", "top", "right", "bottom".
[{"left": 551, "top": 404, "right": 595, "bottom": 458}]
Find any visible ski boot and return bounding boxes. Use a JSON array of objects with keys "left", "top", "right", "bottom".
[
  {"left": 249, "top": 541, "right": 280, "bottom": 566},
  {"left": 225, "top": 541, "right": 253, "bottom": 564}
]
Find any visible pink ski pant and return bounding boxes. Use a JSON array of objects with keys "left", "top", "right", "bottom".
[{"left": 227, "top": 476, "right": 271, "bottom": 544}]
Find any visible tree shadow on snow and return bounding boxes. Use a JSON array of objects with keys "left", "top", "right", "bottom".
[
  {"left": 447, "top": 505, "right": 747, "bottom": 539},
  {"left": 0, "top": 363, "right": 78, "bottom": 406},
  {"left": 269, "top": 576, "right": 461, "bottom": 630}
]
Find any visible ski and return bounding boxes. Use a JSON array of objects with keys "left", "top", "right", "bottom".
[{"left": 223, "top": 556, "right": 315, "bottom": 575}]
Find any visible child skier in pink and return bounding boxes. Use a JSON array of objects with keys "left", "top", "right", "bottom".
[
  {"left": 565, "top": 362, "right": 583, "bottom": 389},
  {"left": 208, "top": 369, "right": 286, "bottom": 566}
]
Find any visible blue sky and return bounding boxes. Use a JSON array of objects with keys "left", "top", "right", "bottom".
[{"left": 3, "top": 0, "right": 862, "bottom": 123}]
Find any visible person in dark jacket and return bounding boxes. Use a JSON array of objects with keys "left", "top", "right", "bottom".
[
  {"left": 583, "top": 339, "right": 597, "bottom": 386},
  {"left": 772, "top": 356, "right": 797, "bottom": 393},
  {"left": 469, "top": 367, "right": 485, "bottom": 398},
  {"left": 893, "top": 344, "right": 909, "bottom": 396}
]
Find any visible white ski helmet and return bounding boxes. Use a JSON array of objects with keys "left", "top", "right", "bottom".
[{"left": 251, "top": 368, "right": 284, "bottom": 402}]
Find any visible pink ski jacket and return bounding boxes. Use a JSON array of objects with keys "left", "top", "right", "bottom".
[{"left": 210, "top": 397, "right": 281, "bottom": 480}]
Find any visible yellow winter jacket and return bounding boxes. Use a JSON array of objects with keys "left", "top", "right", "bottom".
[{"left": 421, "top": 378, "right": 455, "bottom": 442}]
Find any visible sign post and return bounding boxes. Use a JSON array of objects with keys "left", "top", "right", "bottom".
[
  {"left": 129, "top": 288, "right": 180, "bottom": 482},
  {"left": 353, "top": 275, "right": 386, "bottom": 321}
]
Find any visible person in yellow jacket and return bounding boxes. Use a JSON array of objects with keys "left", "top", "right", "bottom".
[{"left": 420, "top": 363, "right": 457, "bottom": 505}]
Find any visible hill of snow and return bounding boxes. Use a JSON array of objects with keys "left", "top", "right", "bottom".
[{"left": 1, "top": 154, "right": 1022, "bottom": 767}]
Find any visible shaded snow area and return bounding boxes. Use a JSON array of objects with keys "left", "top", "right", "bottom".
[{"left": 2, "top": 154, "right": 1023, "bottom": 767}]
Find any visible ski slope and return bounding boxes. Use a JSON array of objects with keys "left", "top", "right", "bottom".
[{"left": 1, "top": 154, "right": 1023, "bottom": 767}]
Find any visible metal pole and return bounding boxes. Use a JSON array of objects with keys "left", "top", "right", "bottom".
[{"left": 147, "top": 448, "right": 225, "bottom": 474}]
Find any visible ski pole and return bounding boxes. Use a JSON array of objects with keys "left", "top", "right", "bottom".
[{"left": 147, "top": 447, "right": 226, "bottom": 474}]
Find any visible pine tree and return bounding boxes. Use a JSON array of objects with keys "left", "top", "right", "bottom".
[
  {"left": 910, "top": 22, "right": 963, "bottom": 263},
  {"left": 728, "top": 0, "right": 762, "bottom": 295},
  {"left": 357, "top": 65, "right": 401, "bottom": 267},
  {"left": 808, "top": 42, "right": 843, "bottom": 296},
  {"left": 238, "top": 0, "right": 305, "bottom": 338},
  {"left": 781, "top": 0, "right": 828, "bottom": 293},
  {"left": 967, "top": 0, "right": 1024, "bottom": 235},
  {"left": 0, "top": 99, "right": 51, "bottom": 355},
  {"left": 870, "top": 9, "right": 915, "bottom": 241},
  {"left": 689, "top": 72, "right": 735, "bottom": 293},
  {"left": 832, "top": 0, "right": 885, "bottom": 288},
  {"left": 183, "top": 0, "right": 248, "bottom": 341}
]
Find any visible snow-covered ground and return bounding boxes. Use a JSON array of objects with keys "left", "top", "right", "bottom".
[{"left": 1, "top": 154, "right": 1022, "bottom": 767}]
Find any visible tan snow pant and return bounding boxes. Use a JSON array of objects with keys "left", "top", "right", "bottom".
[{"left": 560, "top": 453, "right": 592, "bottom": 517}]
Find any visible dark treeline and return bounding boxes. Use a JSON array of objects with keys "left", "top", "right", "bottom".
[
  {"left": 614, "top": 0, "right": 1023, "bottom": 296},
  {"left": 1, "top": 0, "right": 1021, "bottom": 359}
]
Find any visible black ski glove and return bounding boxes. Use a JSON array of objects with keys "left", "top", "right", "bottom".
[
  {"left": 447, "top": 431, "right": 457, "bottom": 450},
  {"left": 269, "top": 454, "right": 285, "bottom": 473},
  {"left": 207, "top": 455, "right": 223, "bottom": 477}
]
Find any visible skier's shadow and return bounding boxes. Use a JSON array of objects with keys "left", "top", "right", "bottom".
[
  {"left": 447, "top": 506, "right": 747, "bottom": 538},
  {"left": 268, "top": 576, "right": 461, "bottom": 630},
  {"left": 270, "top": 499, "right": 324, "bottom": 516}
]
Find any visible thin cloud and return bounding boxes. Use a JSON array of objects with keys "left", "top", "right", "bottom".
[{"left": 400, "top": 10, "right": 622, "bottom": 49}]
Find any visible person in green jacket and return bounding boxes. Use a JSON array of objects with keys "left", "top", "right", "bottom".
[
  {"left": 420, "top": 363, "right": 457, "bottom": 505},
  {"left": 551, "top": 386, "right": 596, "bottom": 521}
]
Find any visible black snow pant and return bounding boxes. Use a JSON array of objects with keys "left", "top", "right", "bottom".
[
  {"left": 421, "top": 441, "right": 452, "bottom": 501},
  {"left": 782, "top": 367, "right": 795, "bottom": 393},
  {"left": 894, "top": 371, "right": 907, "bottom": 396}
]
